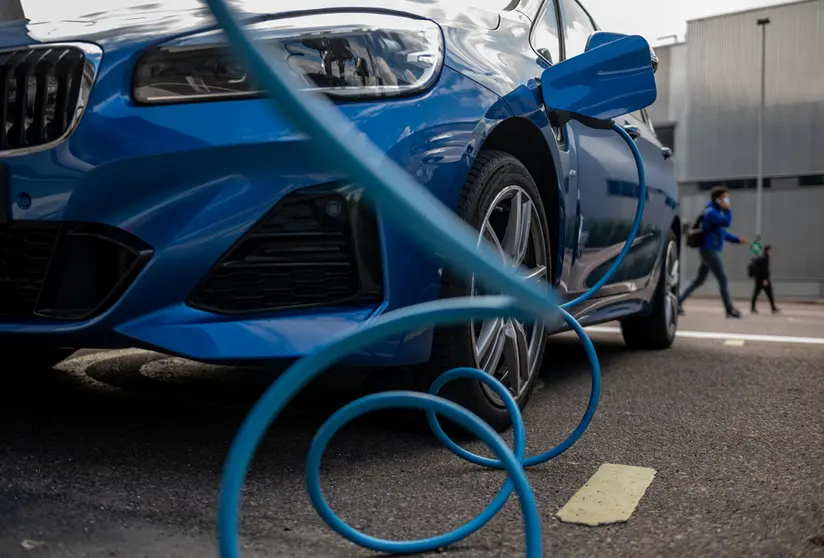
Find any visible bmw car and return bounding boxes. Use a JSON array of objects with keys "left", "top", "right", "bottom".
[{"left": 0, "top": 0, "right": 679, "bottom": 429}]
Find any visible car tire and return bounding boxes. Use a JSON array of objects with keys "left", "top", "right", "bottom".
[
  {"left": 619, "top": 229, "right": 679, "bottom": 350},
  {"left": 419, "top": 150, "right": 552, "bottom": 432}
]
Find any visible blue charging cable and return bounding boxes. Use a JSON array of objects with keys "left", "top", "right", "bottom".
[{"left": 203, "top": 1, "right": 647, "bottom": 556}]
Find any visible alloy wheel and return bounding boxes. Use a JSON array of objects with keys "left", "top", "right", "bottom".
[
  {"left": 470, "top": 185, "right": 549, "bottom": 406},
  {"left": 663, "top": 239, "right": 680, "bottom": 336}
]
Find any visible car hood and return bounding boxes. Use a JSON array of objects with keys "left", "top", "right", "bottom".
[{"left": 9, "top": 0, "right": 500, "bottom": 50}]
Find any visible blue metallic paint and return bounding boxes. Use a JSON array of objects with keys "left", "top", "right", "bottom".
[
  {"left": 540, "top": 35, "right": 657, "bottom": 122},
  {"left": 0, "top": 0, "right": 679, "bottom": 366}
]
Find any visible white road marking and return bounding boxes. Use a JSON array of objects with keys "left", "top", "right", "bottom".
[
  {"left": 556, "top": 463, "right": 656, "bottom": 526},
  {"left": 724, "top": 339, "right": 746, "bottom": 347},
  {"left": 585, "top": 326, "right": 824, "bottom": 345},
  {"left": 687, "top": 304, "right": 824, "bottom": 318}
]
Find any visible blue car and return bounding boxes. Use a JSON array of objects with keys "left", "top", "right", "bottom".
[{"left": 0, "top": 0, "right": 679, "bottom": 429}]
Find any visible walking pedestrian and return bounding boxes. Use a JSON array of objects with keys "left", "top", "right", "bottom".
[
  {"left": 680, "top": 187, "right": 748, "bottom": 318},
  {"left": 751, "top": 245, "right": 779, "bottom": 313}
]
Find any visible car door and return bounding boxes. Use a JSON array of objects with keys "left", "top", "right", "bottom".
[
  {"left": 557, "top": 0, "right": 664, "bottom": 297},
  {"left": 528, "top": 0, "right": 576, "bottom": 291},
  {"left": 618, "top": 108, "right": 676, "bottom": 287}
]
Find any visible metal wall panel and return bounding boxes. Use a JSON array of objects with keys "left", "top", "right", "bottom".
[
  {"left": 648, "top": 43, "right": 689, "bottom": 182},
  {"left": 680, "top": 188, "right": 824, "bottom": 285},
  {"left": 648, "top": 45, "right": 672, "bottom": 125},
  {"left": 0, "top": 0, "right": 24, "bottom": 21},
  {"left": 669, "top": 44, "right": 689, "bottom": 183},
  {"left": 684, "top": 0, "right": 824, "bottom": 181}
]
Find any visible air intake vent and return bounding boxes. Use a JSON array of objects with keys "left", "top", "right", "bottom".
[
  {"left": 189, "top": 187, "right": 383, "bottom": 315},
  {"left": 0, "top": 45, "right": 96, "bottom": 152},
  {"left": 0, "top": 222, "right": 151, "bottom": 320},
  {"left": 0, "top": 223, "right": 60, "bottom": 316}
]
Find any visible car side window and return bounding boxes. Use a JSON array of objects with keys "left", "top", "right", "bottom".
[
  {"left": 643, "top": 109, "right": 655, "bottom": 134},
  {"left": 559, "top": 0, "right": 597, "bottom": 59},
  {"left": 628, "top": 109, "right": 656, "bottom": 135},
  {"left": 531, "top": 0, "right": 561, "bottom": 64}
]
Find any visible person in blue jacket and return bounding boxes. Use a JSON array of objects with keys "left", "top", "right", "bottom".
[{"left": 679, "top": 187, "right": 749, "bottom": 318}]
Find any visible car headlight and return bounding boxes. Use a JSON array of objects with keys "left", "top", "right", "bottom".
[{"left": 132, "top": 12, "right": 444, "bottom": 104}]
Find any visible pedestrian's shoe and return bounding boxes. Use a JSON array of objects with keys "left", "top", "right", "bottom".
[
  {"left": 772, "top": 307, "right": 781, "bottom": 314},
  {"left": 678, "top": 306, "right": 686, "bottom": 316},
  {"left": 726, "top": 309, "right": 743, "bottom": 319},
  {"left": 751, "top": 307, "right": 758, "bottom": 314}
]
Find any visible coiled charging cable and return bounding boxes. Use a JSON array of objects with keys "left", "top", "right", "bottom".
[{"left": 203, "top": 1, "right": 646, "bottom": 556}]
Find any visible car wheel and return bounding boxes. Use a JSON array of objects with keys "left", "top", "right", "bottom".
[
  {"left": 424, "top": 150, "right": 551, "bottom": 432},
  {"left": 620, "top": 230, "right": 679, "bottom": 350}
]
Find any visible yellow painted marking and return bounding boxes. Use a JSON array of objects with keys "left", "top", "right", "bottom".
[
  {"left": 556, "top": 463, "right": 656, "bottom": 526},
  {"left": 724, "top": 339, "right": 746, "bottom": 347}
]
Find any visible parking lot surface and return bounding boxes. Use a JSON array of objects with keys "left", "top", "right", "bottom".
[{"left": 1, "top": 300, "right": 823, "bottom": 557}]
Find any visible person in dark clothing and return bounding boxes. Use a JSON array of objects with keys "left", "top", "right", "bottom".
[
  {"left": 679, "top": 187, "right": 748, "bottom": 318},
  {"left": 751, "top": 245, "right": 779, "bottom": 313}
]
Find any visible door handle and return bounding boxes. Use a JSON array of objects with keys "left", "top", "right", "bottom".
[
  {"left": 661, "top": 147, "right": 673, "bottom": 160},
  {"left": 621, "top": 124, "right": 641, "bottom": 140}
]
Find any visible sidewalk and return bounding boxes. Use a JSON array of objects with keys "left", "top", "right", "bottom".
[
  {"left": 680, "top": 299, "right": 824, "bottom": 338},
  {"left": 689, "top": 294, "right": 824, "bottom": 305}
]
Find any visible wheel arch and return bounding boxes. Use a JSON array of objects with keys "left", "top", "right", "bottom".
[
  {"left": 671, "top": 215, "right": 682, "bottom": 248},
  {"left": 475, "top": 117, "right": 563, "bottom": 284}
]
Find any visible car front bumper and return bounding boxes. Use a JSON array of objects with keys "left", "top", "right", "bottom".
[{"left": 0, "top": 47, "right": 504, "bottom": 366}]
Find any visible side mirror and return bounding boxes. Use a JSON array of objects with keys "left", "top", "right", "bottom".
[{"left": 540, "top": 33, "right": 657, "bottom": 123}]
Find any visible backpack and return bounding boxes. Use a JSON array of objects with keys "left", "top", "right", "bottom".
[{"left": 685, "top": 213, "right": 705, "bottom": 249}]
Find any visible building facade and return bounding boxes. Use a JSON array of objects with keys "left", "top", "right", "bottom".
[
  {"left": 650, "top": 0, "right": 824, "bottom": 300},
  {"left": 0, "top": 0, "right": 23, "bottom": 21}
]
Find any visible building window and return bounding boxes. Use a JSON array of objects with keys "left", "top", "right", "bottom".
[
  {"left": 726, "top": 179, "right": 756, "bottom": 190},
  {"left": 799, "top": 174, "right": 824, "bottom": 187},
  {"left": 655, "top": 124, "right": 675, "bottom": 153},
  {"left": 697, "top": 178, "right": 772, "bottom": 191},
  {"left": 698, "top": 181, "right": 722, "bottom": 192}
]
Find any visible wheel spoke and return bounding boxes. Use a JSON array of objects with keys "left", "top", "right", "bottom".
[
  {"left": 482, "top": 221, "right": 506, "bottom": 260},
  {"left": 522, "top": 264, "right": 547, "bottom": 282},
  {"left": 503, "top": 319, "right": 529, "bottom": 395},
  {"left": 479, "top": 320, "right": 506, "bottom": 374},
  {"left": 666, "top": 292, "right": 679, "bottom": 328},
  {"left": 502, "top": 192, "right": 533, "bottom": 267},
  {"left": 528, "top": 322, "right": 545, "bottom": 362},
  {"left": 668, "top": 259, "right": 680, "bottom": 290},
  {"left": 471, "top": 185, "right": 549, "bottom": 404},
  {"left": 476, "top": 317, "right": 502, "bottom": 361}
]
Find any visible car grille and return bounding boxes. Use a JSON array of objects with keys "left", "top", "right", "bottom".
[
  {"left": 0, "top": 222, "right": 151, "bottom": 320},
  {"left": 0, "top": 46, "right": 90, "bottom": 151},
  {"left": 0, "top": 223, "right": 59, "bottom": 316},
  {"left": 189, "top": 187, "right": 383, "bottom": 315}
]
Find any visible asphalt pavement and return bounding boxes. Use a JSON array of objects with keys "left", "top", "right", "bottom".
[{"left": 1, "top": 300, "right": 823, "bottom": 557}]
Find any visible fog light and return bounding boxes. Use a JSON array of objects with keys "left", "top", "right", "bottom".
[{"left": 325, "top": 200, "right": 343, "bottom": 217}]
